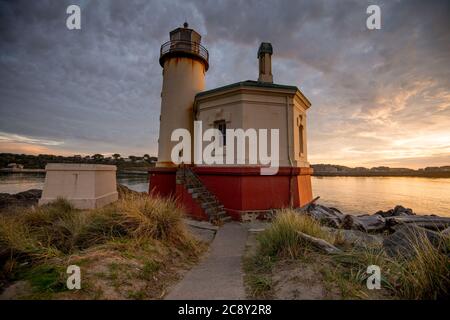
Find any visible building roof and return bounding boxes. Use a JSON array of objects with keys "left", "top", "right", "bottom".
[
  {"left": 196, "top": 80, "right": 298, "bottom": 98},
  {"left": 195, "top": 80, "right": 311, "bottom": 107}
]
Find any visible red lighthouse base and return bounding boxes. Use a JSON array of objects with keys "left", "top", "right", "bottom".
[{"left": 148, "top": 166, "right": 313, "bottom": 221}]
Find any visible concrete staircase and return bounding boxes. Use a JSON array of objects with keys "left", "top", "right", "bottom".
[{"left": 176, "top": 167, "right": 231, "bottom": 223}]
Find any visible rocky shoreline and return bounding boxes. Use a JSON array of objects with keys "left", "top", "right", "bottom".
[
  {"left": 0, "top": 185, "right": 145, "bottom": 212},
  {"left": 297, "top": 200, "right": 450, "bottom": 257},
  {"left": 0, "top": 189, "right": 42, "bottom": 210}
]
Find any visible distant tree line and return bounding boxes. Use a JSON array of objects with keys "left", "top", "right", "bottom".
[
  {"left": 312, "top": 164, "right": 450, "bottom": 177},
  {"left": 0, "top": 153, "right": 157, "bottom": 171}
]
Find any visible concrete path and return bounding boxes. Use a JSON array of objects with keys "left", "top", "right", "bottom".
[{"left": 165, "top": 222, "right": 248, "bottom": 300}]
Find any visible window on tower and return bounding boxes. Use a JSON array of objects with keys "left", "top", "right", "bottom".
[{"left": 298, "top": 116, "right": 304, "bottom": 155}]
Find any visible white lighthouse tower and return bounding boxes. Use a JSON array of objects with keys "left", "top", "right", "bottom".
[{"left": 156, "top": 22, "right": 209, "bottom": 167}]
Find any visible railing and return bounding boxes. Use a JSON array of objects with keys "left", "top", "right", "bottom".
[{"left": 160, "top": 40, "right": 209, "bottom": 63}]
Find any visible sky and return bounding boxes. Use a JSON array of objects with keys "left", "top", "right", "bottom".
[{"left": 0, "top": 0, "right": 449, "bottom": 169}]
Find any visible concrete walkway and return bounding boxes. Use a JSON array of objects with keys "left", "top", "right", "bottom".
[{"left": 165, "top": 222, "right": 248, "bottom": 300}]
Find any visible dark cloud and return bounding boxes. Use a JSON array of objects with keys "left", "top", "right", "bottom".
[{"left": 0, "top": 0, "right": 449, "bottom": 166}]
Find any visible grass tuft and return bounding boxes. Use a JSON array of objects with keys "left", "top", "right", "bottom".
[
  {"left": 258, "top": 209, "right": 335, "bottom": 259},
  {"left": 333, "top": 228, "right": 450, "bottom": 299}
]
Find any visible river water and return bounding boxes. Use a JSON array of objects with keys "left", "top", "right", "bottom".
[{"left": 1, "top": 173, "right": 448, "bottom": 217}]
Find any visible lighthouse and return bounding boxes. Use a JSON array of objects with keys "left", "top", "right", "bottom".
[
  {"left": 150, "top": 24, "right": 313, "bottom": 222},
  {"left": 157, "top": 22, "right": 209, "bottom": 167}
]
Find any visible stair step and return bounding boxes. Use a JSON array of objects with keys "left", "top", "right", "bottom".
[
  {"left": 177, "top": 167, "right": 227, "bottom": 222},
  {"left": 205, "top": 208, "right": 221, "bottom": 215},
  {"left": 192, "top": 193, "right": 215, "bottom": 201},
  {"left": 201, "top": 201, "right": 219, "bottom": 209},
  {"left": 187, "top": 187, "right": 205, "bottom": 194}
]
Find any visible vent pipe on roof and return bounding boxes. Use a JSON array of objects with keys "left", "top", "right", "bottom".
[{"left": 258, "top": 42, "right": 273, "bottom": 83}]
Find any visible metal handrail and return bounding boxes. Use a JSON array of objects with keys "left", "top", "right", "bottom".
[{"left": 160, "top": 40, "right": 209, "bottom": 62}]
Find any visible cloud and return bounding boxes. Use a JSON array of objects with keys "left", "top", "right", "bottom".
[
  {"left": 0, "top": 0, "right": 449, "bottom": 167},
  {"left": 0, "top": 132, "right": 63, "bottom": 146}
]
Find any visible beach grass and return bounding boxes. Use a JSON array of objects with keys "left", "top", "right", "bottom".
[
  {"left": 245, "top": 209, "right": 449, "bottom": 300},
  {"left": 0, "top": 194, "right": 205, "bottom": 299}
]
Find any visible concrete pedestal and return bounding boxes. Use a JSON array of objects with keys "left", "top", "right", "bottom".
[{"left": 39, "top": 163, "right": 118, "bottom": 209}]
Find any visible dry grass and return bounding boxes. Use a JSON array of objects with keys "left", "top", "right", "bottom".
[
  {"left": 393, "top": 229, "right": 449, "bottom": 299},
  {"left": 258, "top": 209, "right": 335, "bottom": 259},
  {"left": 244, "top": 210, "right": 338, "bottom": 298},
  {"left": 332, "top": 229, "right": 449, "bottom": 300},
  {"left": 0, "top": 194, "right": 204, "bottom": 299},
  {"left": 246, "top": 209, "right": 449, "bottom": 300}
]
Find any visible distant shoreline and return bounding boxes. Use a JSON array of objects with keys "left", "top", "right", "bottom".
[
  {"left": 1, "top": 170, "right": 449, "bottom": 178},
  {"left": 312, "top": 172, "right": 450, "bottom": 178},
  {"left": 0, "top": 168, "right": 45, "bottom": 173}
]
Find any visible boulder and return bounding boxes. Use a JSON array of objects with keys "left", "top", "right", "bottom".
[
  {"left": 355, "top": 214, "right": 387, "bottom": 232},
  {"left": 328, "top": 228, "right": 383, "bottom": 248},
  {"left": 374, "top": 205, "right": 415, "bottom": 217},
  {"left": 306, "top": 204, "right": 344, "bottom": 228},
  {"left": 0, "top": 189, "right": 42, "bottom": 210},
  {"left": 117, "top": 184, "right": 145, "bottom": 198},
  {"left": 383, "top": 224, "right": 444, "bottom": 257}
]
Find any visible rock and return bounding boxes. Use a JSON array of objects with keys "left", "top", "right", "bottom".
[
  {"left": 340, "top": 215, "right": 354, "bottom": 230},
  {"left": 0, "top": 189, "right": 42, "bottom": 210},
  {"left": 306, "top": 204, "right": 344, "bottom": 228},
  {"left": 393, "top": 205, "right": 415, "bottom": 216},
  {"left": 327, "top": 228, "right": 383, "bottom": 248},
  {"left": 374, "top": 205, "right": 415, "bottom": 217},
  {"left": 355, "top": 214, "right": 387, "bottom": 232},
  {"left": 117, "top": 184, "right": 145, "bottom": 198},
  {"left": 340, "top": 214, "right": 368, "bottom": 231},
  {"left": 383, "top": 224, "right": 444, "bottom": 257}
]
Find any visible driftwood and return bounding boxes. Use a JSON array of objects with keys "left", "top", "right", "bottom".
[
  {"left": 296, "top": 231, "right": 341, "bottom": 254},
  {"left": 297, "top": 196, "right": 320, "bottom": 213},
  {"left": 386, "top": 216, "right": 450, "bottom": 231},
  {"left": 353, "top": 215, "right": 386, "bottom": 232},
  {"left": 304, "top": 204, "right": 343, "bottom": 228}
]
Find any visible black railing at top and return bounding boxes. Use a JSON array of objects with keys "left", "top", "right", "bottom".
[{"left": 160, "top": 40, "right": 209, "bottom": 63}]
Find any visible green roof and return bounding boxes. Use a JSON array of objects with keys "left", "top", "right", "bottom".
[{"left": 195, "top": 80, "right": 299, "bottom": 98}]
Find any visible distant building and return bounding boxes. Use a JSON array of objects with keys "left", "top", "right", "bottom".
[{"left": 7, "top": 163, "right": 24, "bottom": 170}]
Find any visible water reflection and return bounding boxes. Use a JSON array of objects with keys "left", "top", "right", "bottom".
[
  {"left": 312, "top": 176, "right": 450, "bottom": 217},
  {"left": 1, "top": 173, "right": 448, "bottom": 217},
  {"left": 0, "top": 173, "right": 149, "bottom": 194}
]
